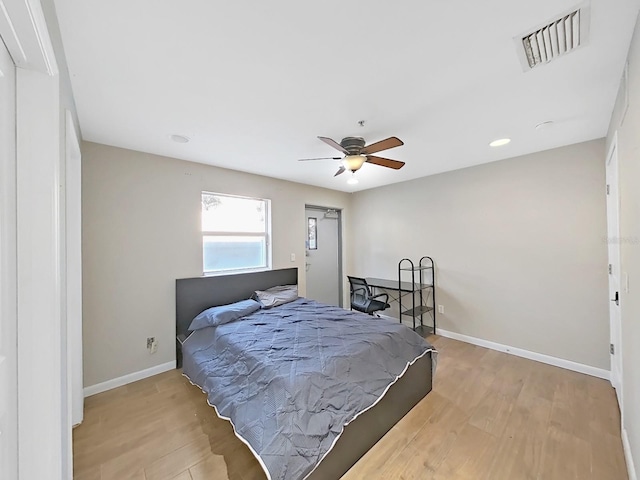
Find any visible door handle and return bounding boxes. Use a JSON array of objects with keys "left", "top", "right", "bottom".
[{"left": 611, "top": 291, "right": 619, "bottom": 306}]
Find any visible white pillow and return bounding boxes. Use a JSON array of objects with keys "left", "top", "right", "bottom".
[{"left": 253, "top": 285, "right": 298, "bottom": 309}]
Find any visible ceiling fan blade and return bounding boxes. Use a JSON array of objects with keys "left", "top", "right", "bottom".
[
  {"left": 365, "top": 155, "right": 406, "bottom": 170},
  {"left": 361, "top": 136, "right": 404, "bottom": 155},
  {"left": 334, "top": 166, "right": 346, "bottom": 177},
  {"left": 298, "top": 157, "right": 342, "bottom": 161},
  {"left": 318, "top": 136, "right": 349, "bottom": 154}
]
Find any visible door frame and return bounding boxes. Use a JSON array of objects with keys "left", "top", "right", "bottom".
[
  {"left": 65, "top": 109, "right": 83, "bottom": 429},
  {"left": 1, "top": 1, "right": 69, "bottom": 478},
  {"left": 606, "top": 132, "right": 623, "bottom": 412},
  {"left": 304, "top": 205, "right": 344, "bottom": 307},
  {"left": 0, "top": 33, "right": 18, "bottom": 480}
]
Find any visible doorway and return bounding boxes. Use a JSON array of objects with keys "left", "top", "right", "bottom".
[
  {"left": 305, "top": 206, "right": 343, "bottom": 307},
  {"left": 606, "top": 134, "right": 623, "bottom": 409}
]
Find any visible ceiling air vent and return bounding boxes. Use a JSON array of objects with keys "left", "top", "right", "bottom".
[{"left": 515, "top": 4, "right": 590, "bottom": 71}]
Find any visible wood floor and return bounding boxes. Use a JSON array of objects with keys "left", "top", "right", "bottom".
[{"left": 73, "top": 336, "right": 628, "bottom": 480}]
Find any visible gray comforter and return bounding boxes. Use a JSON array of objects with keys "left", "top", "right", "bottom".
[{"left": 182, "top": 298, "right": 435, "bottom": 480}]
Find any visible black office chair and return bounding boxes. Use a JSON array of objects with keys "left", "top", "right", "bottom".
[{"left": 347, "top": 276, "right": 390, "bottom": 316}]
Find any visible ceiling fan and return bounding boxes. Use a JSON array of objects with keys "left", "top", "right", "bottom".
[{"left": 298, "top": 136, "right": 406, "bottom": 178}]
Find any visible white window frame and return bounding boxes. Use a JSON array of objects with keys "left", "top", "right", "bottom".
[{"left": 201, "top": 191, "right": 272, "bottom": 275}]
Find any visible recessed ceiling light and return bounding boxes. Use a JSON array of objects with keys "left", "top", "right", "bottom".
[
  {"left": 170, "top": 134, "right": 190, "bottom": 144},
  {"left": 489, "top": 138, "right": 511, "bottom": 147}
]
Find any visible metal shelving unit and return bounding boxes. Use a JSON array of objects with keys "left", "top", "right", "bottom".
[{"left": 398, "top": 256, "right": 436, "bottom": 335}]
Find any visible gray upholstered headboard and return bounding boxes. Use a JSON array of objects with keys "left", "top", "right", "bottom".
[{"left": 175, "top": 268, "right": 298, "bottom": 365}]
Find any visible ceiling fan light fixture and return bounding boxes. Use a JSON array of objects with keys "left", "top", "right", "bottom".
[
  {"left": 347, "top": 173, "right": 359, "bottom": 185},
  {"left": 343, "top": 155, "right": 367, "bottom": 172}
]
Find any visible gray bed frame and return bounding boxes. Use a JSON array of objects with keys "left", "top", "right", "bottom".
[{"left": 175, "top": 268, "right": 433, "bottom": 479}]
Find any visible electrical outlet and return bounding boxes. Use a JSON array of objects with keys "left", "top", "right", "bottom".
[
  {"left": 438, "top": 305, "right": 444, "bottom": 314},
  {"left": 150, "top": 339, "right": 158, "bottom": 354},
  {"left": 147, "top": 337, "right": 155, "bottom": 350},
  {"left": 290, "top": 253, "right": 296, "bottom": 262}
]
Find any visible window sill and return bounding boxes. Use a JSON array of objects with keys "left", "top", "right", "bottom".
[{"left": 202, "top": 266, "right": 271, "bottom": 277}]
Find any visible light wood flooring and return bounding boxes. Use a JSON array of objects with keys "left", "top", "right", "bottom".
[{"left": 73, "top": 336, "right": 628, "bottom": 480}]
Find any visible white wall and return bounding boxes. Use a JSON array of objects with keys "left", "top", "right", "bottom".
[
  {"left": 16, "top": 66, "right": 64, "bottom": 479},
  {"left": 40, "top": 0, "right": 81, "bottom": 140},
  {"left": 607, "top": 11, "right": 640, "bottom": 480},
  {"left": 81, "top": 142, "right": 351, "bottom": 387},
  {"left": 349, "top": 140, "right": 609, "bottom": 370}
]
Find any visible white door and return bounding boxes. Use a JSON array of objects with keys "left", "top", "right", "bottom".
[
  {"left": 305, "top": 207, "right": 341, "bottom": 306},
  {"left": 0, "top": 38, "right": 18, "bottom": 480},
  {"left": 606, "top": 136, "right": 623, "bottom": 407}
]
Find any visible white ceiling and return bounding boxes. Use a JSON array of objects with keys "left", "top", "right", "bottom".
[{"left": 54, "top": 0, "right": 640, "bottom": 192}]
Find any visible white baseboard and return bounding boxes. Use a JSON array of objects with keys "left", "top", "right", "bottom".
[
  {"left": 623, "top": 427, "right": 638, "bottom": 480},
  {"left": 436, "top": 328, "right": 610, "bottom": 380},
  {"left": 83, "top": 361, "right": 175, "bottom": 397}
]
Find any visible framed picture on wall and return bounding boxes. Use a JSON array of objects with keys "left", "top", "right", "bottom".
[{"left": 308, "top": 217, "right": 317, "bottom": 250}]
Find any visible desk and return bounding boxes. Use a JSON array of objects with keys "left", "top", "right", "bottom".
[
  {"left": 365, "top": 277, "right": 435, "bottom": 335},
  {"left": 365, "top": 277, "right": 432, "bottom": 293}
]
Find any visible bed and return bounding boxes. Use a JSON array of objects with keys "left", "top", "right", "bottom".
[{"left": 176, "top": 268, "right": 435, "bottom": 480}]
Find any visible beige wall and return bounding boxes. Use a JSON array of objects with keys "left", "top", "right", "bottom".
[
  {"left": 83, "top": 139, "right": 612, "bottom": 385},
  {"left": 82, "top": 142, "right": 351, "bottom": 387},
  {"left": 349, "top": 140, "right": 609, "bottom": 370},
  {"left": 607, "top": 12, "right": 640, "bottom": 479}
]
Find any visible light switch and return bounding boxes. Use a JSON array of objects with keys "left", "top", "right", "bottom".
[{"left": 290, "top": 253, "right": 296, "bottom": 262}]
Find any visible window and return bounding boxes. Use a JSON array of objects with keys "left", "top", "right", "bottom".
[{"left": 202, "top": 192, "right": 271, "bottom": 274}]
